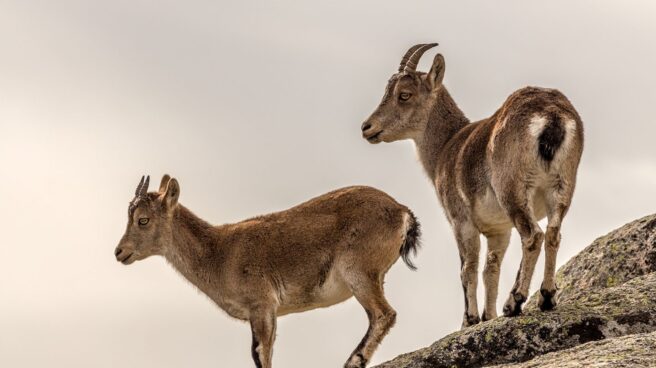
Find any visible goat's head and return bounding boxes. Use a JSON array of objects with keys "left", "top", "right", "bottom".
[
  {"left": 114, "top": 174, "right": 180, "bottom": 265},
  {"left": 362, "top": 43, "right": 445, "bottom": 143}
]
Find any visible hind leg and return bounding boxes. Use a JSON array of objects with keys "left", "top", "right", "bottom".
[
  {"left": 500, "top": 187, "right": 544, "bottom": 317},
  {"left": 539, "top": 179, "right": 574, "bottom": 311},
  {"left": 343, "top": 272, "right": 396, "bottom": 368},
  {"left": 482, "top": 230, "right": 511, "bottom": 321}
]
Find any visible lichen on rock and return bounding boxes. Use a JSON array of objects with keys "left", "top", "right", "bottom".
[
  {"left": 373, "top": 214, "right": 656, "bottom": 368},
  {"left": 531, "top": 213, "right": 656, "bottom": 308},
  {"left": 490, "top": 331, "right": 656, "bottom": 368}
]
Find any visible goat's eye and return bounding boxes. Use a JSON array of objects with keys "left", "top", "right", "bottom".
[
  {"left": 399, "top": 92, "right": 411, "bottom": 101},
  {"left": 138, "top": 218, "right": 149, "bottom": 226}
]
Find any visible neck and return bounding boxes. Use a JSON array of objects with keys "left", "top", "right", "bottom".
[
  {"left": 164, "top": 205, "right": 225, "bottom": 288},
  {"left": 413, "top": 86, "right": 469, "bottom": 178}
]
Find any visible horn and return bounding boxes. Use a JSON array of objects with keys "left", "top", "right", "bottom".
[
  {"left": 135, "top": 175, "right": 145, "bottom": 196},
  {"left": 398, "top": 44, "right": 425, "bottom": 72},
  {"left": 403, "top": 43, "right": 438, "bottom": 73},
  {"left": 140, "top": 175, "right": 150, "bottom": 197}
]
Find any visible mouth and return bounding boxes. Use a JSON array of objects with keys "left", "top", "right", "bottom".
[
  {"left": 117, "top": 252, "right": 134, "bottom": 265},
  {"left": 364, "top": 130, "right": 383, "bottom": 143}
]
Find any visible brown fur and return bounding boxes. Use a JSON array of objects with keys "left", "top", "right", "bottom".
[
  {"left": 362, "top": 44, "right": 583, "bottom": 327},
  {"left": 115, "top": 175, "right": 420, "bottom": 368}
]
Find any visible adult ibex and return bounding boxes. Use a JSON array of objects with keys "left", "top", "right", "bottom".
[
  {"left": 114, "top": 175, "right": 421, "bottom": 368},
  {"left": 361, "top": 43, "right": 583, "bottom": 327}
]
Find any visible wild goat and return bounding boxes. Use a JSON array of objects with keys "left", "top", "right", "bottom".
[
  {"left": 361, "top": 43, "right": 583, "bottom": 327},
  {"left": 114, "top": 175, "right": 421, "bottom": 368}
]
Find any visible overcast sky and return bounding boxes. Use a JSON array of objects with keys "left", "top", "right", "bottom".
[{"left": 1, "top": 1, "right": 655, "bottom": 367}]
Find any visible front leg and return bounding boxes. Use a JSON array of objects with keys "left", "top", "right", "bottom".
[
  {"left": 249, "top": 309, "right": 277, "bottom": 368},
  {"left": 454, "top": 222, "right": 481, "bottom": 328},
  {"left": 481, "top": 230, "right": 511, "bottom": 321}
]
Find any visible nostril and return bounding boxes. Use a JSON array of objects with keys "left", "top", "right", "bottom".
[
  {"left": 115, "top": 248, "right": 122, "bottom": 257},
  {"left": 361, "top": 123, "right": 372, "bottom": 132}
]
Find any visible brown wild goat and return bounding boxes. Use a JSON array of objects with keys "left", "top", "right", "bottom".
[
  {"left": 114, "top": 175, "right": 420, "bottom": 368},
  {"left": 361, "top": 43, "right": 583, "bottom": 327}
]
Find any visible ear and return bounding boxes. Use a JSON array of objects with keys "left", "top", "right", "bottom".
[
  {"left": 159, "top": 174, "right": 171, "bottom": 193},
  {"left": 427, "top": 53, "right": 445, "bottom": 90},
  {"left": 163, "top": 178, "right": 180, "bottom": 210}
]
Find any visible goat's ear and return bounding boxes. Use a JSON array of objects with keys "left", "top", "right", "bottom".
[
  {"left": 163, "top": 178, "right": 180, "bottom": 210},
  {"left": 159, "top": 174, "right": 171, "bottom": 193},
  {"left": 427, "top": 53, "right": 445, "bottom": 90}
]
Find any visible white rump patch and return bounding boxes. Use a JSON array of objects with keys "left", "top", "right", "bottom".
[
  {"left": 563, "top": 118, "right": 577, "bottom": 136},
  {"left": 559, "top": 118, "right": 577, "bottom": 152},
  {"left": 400, "top": 212, "right": 411, "bottom": 241},
  {"left": 529, "top": 114, "right": 578, "bottom": 165},
  {"left": 529, "top": 114, "right": 577, "bottom": 139},
  {"left": 528, "top": 115, "right": 548, "bottom": 137}
]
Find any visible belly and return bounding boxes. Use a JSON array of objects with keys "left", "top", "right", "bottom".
[
  {"left": 531, "top": 189, "right": 548, "bottom": 221},
  {"left": 474, "top": 189, "right": 512, "bottom": 234},
  {"left": 276, "top": 270, "right": 353, "bottom": 316},
  {"left": 474, "top": 188, "right": 548, "bottom": 235}
]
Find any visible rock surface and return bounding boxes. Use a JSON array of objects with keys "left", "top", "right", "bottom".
[
  {"left": 491, "top": 331, "right": 656, "bottom": 368},
  {"left": 373, "top": 214, "right": 656, "bottom": 368},
  {"left": 528, "top": 213, "right": 656, "bottom": 308}
]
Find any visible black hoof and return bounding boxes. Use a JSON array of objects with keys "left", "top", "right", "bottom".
[
  {"left": 539, "top": 288, "right": 557, "bottom": 311},
  {"left": 462, "top": 313, "right": 481, "bottom": 328},
  {"left": 481, "top": 310, "right": 496, "bottom": 322},
  {"left": 503, "top": 292, "right": 526, "bottom": 317}
]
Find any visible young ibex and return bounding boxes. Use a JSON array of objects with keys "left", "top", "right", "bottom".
[
  {"left": 361, "top": 43, "right": 583, "bottom": 327},
  {"left": 114, "top": 175, "right": 420, "bottom": 368}
]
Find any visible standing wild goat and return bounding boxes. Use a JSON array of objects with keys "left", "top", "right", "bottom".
[
  {"left": 361, "top": 43, "right": 583, "bottom": 327},
  {"left": 115, "top": 175, "right": 420, "bottom": 368}
]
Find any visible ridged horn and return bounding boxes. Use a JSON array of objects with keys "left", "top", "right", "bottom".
[
  {"left": 134, "top": 176, "right": 145, "bottom": 196},
  {"left": 135, "top": 175, "right": 150, "bottom": 197},
  {"left": 403, "top": 43, "right": 438, "bottom": 73},
  {"left": 398, "top": 44, "right": 425, "bottom": 72},
  {"left": 141, "top": 175, "right": 150, "bottom": 197}
]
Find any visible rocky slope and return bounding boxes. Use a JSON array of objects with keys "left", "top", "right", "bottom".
[
  {"left": 490, "top": 331, "right": 656, "bottom": 368},
  {"left": 374, "top": 214, "right": 656, "bottom": 368}
]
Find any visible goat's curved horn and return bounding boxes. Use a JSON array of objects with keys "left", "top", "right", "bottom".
[
  {"left": 398, "top": 44, "right": 425, "bottom": 72},
  {"left": 403, "top": 43, "right": 438, "bottom": 73}
]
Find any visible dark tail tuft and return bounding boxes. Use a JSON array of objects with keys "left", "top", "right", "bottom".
[
  {"left": 400, "top": 210, "right": 421, "bottom": 271},
  {"left": 538, "top": 113, "right": 566, "bottom": 161}
]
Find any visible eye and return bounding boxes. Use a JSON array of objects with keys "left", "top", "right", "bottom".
[
  {"left": 399, "top": 92, "right": 412, "bottom": 101},
  {"left": 138, "top": 218, "right": 149, "bottom": 226}
]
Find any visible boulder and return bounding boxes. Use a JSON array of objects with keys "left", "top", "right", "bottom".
[
  {"left": 528, "top": 213, "right": 656, "bottom": 308},
  {"left": 491, "top": 331, "right": 656, "bottom": 368},
  {"left": 373, "top": 214, "right": 656, "bottom": 368}
]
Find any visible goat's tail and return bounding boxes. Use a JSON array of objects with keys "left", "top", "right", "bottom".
[
  {"left": 537, "top": 112, "right": 567, "bottom": 161},
  {"left": 400, "top": 209, "right": 421, "bottom": 271}
]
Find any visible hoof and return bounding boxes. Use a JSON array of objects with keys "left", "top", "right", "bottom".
[
  {"left": 538, "top": 288, "right": 557, "bottom": 311},
  {"left": 503, "top": 292, "right": 526, "bottom": 317},
  {"left": 481, "top": 310, "right": 497, "bottom": 322},
  {"left": 461, "top": 313, "right": 481, "bottom": 328},
  {"left": 344, "top": 353, "right": 367, "bottom": 368}
]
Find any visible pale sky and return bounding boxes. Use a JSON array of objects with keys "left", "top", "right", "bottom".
[{"left": 1, "top": 1, "right": 655, "bottom": 367}]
